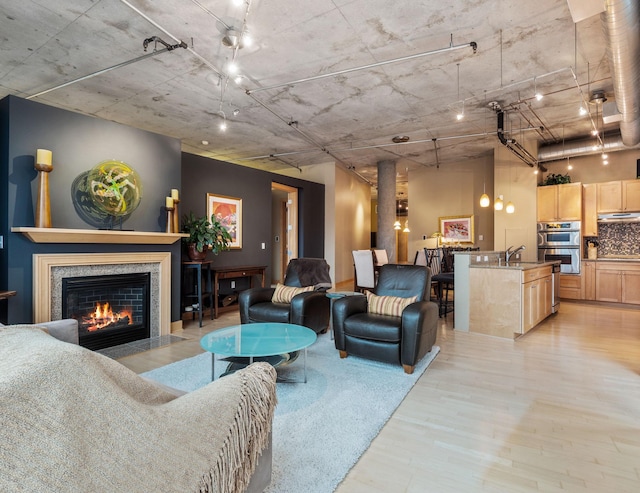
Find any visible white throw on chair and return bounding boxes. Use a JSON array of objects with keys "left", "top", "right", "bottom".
[
  {"left": 373, "top": 249, "right": 389, "bottom": 267},
  {"left": 414, "top": 249, "right": 427, "bottom": 266},
  {"left": 352, "top": 250, "right": 376, "bottom": 292}
]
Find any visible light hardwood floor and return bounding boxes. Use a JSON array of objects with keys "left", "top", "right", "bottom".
[{"left": 118, "top": 297, "right": 640, "bottom": 492}]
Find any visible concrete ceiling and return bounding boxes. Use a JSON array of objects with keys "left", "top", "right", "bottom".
[{"left": 0, "top": 1, "right": 622, "bottom": 198}]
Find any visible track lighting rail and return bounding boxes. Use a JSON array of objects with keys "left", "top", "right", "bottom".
[{"left": 246, "top": 39, "right": 477, "bottom": 94}]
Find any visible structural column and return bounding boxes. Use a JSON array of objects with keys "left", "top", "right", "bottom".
[{"left": 377, "top": 160, "right": 397, "bottom": 262}]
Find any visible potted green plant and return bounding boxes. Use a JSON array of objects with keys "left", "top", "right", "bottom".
[
  {"left": 181, "top": 211, "right": 232, "bottom": 261},
  {"left": 541, "top": 173, "right": 572, "bottom": 186}
]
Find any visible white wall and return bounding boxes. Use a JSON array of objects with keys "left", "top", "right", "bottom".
[
  {"left": 494, "top": 141, "right": 538, "bottom": 261},
  {"left": 275, "top": 161, "right": 371, "bottom": 285},
  {"left": 407, "top": 155, "right": 495, "bottom": 259},
  {"left": 541, "top": 148, "right": 640, "bottom": 184}
]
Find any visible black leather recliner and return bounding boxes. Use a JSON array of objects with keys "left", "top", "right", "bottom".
[
  {"left": 332, "top": 264, "right": 438, "bottom": 374},
  {"left": 239, "top": 258, "right": 332, "bottom": 334}
]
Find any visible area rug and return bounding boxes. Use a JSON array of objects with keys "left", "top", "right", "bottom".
[{"left": 142, "top": 334, "right": 440, "bottom": 492}]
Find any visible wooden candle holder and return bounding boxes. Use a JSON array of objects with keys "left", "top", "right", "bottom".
[
  {"left": 35, "top": 155, "right": 53, "bottom": 228},
  {"left": 172, "top": 198, "right": 180, "bottom": 234},
  {"left": 165, "top": 206, "right": 175, "bottom": 233}
]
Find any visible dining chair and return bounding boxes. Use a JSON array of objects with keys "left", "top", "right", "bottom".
[
  {"left": 414, "top": 249, "right": 427, "bottom": 266},
  {"left": 427, "top": 247, "right": 454, "bottom": 317},
  {"left": 352, "top": 250, "right": 376, "bottom": 292},
  {"left": 372, "top": 249, "right": 389, "bottom": 267}
]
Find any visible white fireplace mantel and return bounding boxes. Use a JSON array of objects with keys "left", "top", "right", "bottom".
[{"left": 12, "top": 227, "right": 187, "bottom": 244}]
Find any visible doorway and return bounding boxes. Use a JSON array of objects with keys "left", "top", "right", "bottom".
[{"left": 271, "top": 183, "right": 299, "bottom": 283}]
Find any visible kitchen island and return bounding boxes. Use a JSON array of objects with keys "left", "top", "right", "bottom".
[{"left": 468, "top": 261, "right": 559, "bottom": 339}]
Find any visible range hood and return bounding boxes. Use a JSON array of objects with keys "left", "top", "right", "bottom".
[{"left": 597, "top": 212, "right": 640, "bottom": 222}]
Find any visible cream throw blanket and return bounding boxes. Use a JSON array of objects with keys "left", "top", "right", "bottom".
[{"left": 0, "top": 326, "right": 276, "bottom": 493}]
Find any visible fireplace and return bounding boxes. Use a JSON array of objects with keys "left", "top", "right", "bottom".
[
  {"left": 33, "top": 252, "right": 172, "bottom": 340},
  {"left": 62, "top": 273, "right": 151, "bottom": 350}
]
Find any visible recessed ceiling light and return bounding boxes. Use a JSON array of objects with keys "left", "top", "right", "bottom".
[
  {"left": 201, "top": 140, "right": 209, "bottom": 145},
  {"left": 392, "top": 136, "right": 410, "bottom": 143}
]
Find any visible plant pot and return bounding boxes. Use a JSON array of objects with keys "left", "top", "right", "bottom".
[{"left": 186, "top": 243, "right": 207, "bottom": 262}]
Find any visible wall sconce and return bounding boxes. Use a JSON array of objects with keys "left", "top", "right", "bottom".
[
  {"left": 403, "top": 220, "right": 410, "bottom": 233},
  {"left": 494, "top": 195, "right": 504, "bottom": 211},
  {"left": 393, "top": 220, "right": 401, "bottom": 230}
]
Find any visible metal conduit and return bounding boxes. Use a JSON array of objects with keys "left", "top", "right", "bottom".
[
  {"left": 247, "top": 40, "right": 477, "bottom": 94},
  {"left": 26, "top": 43, "right": 185, "bottom": 100},
  {"left": 118, "top": 0, "right": 224, "bottom": 78}
]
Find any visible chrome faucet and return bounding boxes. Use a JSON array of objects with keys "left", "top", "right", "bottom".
[{"left": 505, "top": 245, "right": 526, "bottom": 263}]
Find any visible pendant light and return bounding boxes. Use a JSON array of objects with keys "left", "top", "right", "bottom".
[
  {"left": 479, "top": 180, "right": 490, "bottom": 207},
  {"left": 494, "top": 195, "right": 504, "bottom": 211}
]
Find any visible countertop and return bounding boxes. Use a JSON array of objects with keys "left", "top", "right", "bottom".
[
  {"left": 470, "top": 260, "right": 560, "bottom": 271},
  {"left": 585, "top": 255, "right": 640, "bottom": 262}
]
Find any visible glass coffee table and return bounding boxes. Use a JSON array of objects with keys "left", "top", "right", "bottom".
[{"left": 200, "top": 322, "right": 317, "bottom": 383}]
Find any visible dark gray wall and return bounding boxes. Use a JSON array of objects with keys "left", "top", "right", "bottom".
[
  {"left": 1, "top": 96, "right": 326, "bottom": 325},
  {"left": 181, "top": 153, "right": 325, "bottom": 284},
  {"left": 0, "top": 96, "right": 182, "bottom": 324}
]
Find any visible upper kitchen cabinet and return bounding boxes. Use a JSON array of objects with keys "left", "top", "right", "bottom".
[
  {"left": 597, "top": 179, "right": 640, "bottom": 213},
  {"left": 582, "top": 183, "right": 598, "bottom": 236},
  {"left": 536, "top": 182, "right": 582, "bottom": 222}
]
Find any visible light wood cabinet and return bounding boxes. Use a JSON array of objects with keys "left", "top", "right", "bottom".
[
  {"left": 469, "top": 264, "right": 553, "bottom": 338},
  {"left": 596, "top": 180, "right": 640, "bottom": 213},
  {"left": 596, "top": 181, "right": 622, "bottom": 213},
  {"left": 582, "top": 261, "right": 596, "bottom": 301},
  {"left": 623, "top": 180, "right": 640, "bottom": 211},
  {"left": 622, "top": 270, "right": 640, "bottom": 304},
  {"left": 595, "top": 262, "right": 640, "bottom": 304},
  {"left": 522, "top": 267, "right": 553, "bottom": 333},
  {"left": 582, "top": 183, "right": 598, "bottom": 236},
  {"left": 537, "top": 182, "right": 582, "bottom": 222},
  {"left": 559, "top": 273, "right": 581, "bottom": 300}
]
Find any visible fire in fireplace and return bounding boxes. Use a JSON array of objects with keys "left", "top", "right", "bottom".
[{"left": 62, "top": 273, "right": 151, "bottom": 350}]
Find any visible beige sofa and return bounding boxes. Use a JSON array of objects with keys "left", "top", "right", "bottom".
[{"left": 0, "top": 322, "right": 276, "bottom": 493}]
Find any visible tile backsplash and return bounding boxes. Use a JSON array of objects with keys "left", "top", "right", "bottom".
[{"left": 588, "top": 223, "right": 640, "bottom": 257}]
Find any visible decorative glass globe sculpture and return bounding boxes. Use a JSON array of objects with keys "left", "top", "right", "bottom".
[{"left": 88, "top": 160, "right": 142, "bottom": 218}]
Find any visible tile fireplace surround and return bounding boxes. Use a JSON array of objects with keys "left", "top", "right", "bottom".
[{"left": 33, "top": 252, "right": 172, "bottom": 338}]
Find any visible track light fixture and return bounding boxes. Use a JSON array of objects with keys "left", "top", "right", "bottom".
[{"left": 534, "top": 77, "right": 543, "bottom": 101}]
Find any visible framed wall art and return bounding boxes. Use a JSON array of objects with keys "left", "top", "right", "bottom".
[
  {"left": 207, "top": 193, "right": 242, "bottom": 249},
  {"left": 439, "top": 215, "right": 474, "bottom": 245}
]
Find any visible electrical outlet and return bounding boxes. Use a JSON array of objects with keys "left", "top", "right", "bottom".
[
  {"left": 0, "top": 235, "right": 3, "bottom": 249},
  {"left": 476, "top": 255, "right": 481, "bottom": 262},
  {"left": 261, "top": 242, "right": 266, "bottom": 249},
  {"left": 479, "top": 234, "right": 484, "bottom": 241},
  {"left": 231, "top": 280, "right": 236, "bottom": 289},
  {"left": 483, "top": 255, "right": 489, "bottom": 261}
]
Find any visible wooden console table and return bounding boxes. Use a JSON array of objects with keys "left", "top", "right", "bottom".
[
  {"left": 212, "top": 265, "right": 267, "bottom": 319},
  {"left": 181, "top": 261, "right": 214, "bottom": 327}
]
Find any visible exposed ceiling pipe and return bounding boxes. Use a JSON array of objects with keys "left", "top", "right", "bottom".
[
  {"left": 495, "top": 109, "right": 539, "bottom": 168},
  {"left": 537, "top": 131, "right": 629, "bottom": 162},
  {"left": 602, "top": 0, "right": 640, "bottom": 147}
]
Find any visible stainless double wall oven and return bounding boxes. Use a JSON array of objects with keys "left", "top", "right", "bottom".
[{"left": 537, "top": 221, "right": 581, "bottom": 274}]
